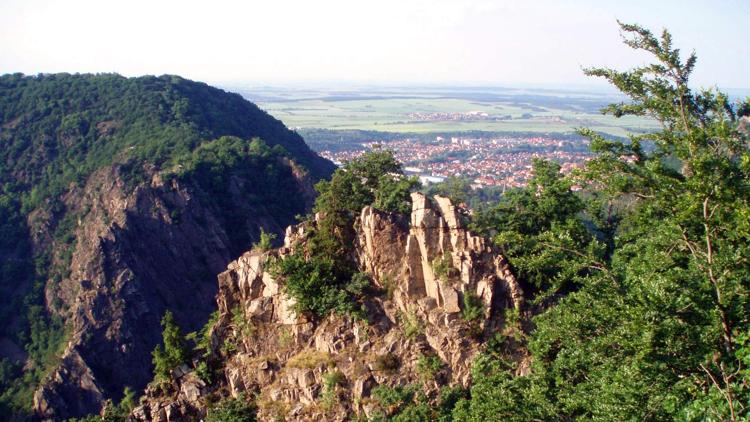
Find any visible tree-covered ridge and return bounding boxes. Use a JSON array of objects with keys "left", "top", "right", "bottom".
[
  {"left": 0, "top": 73, "right": 333, "bottom": 417},
  {"left": 0, "top": 73, "right": 330, "bottom": 191},
  {"left": 169, "top": 135, "right": 310, "bottom": 255}
]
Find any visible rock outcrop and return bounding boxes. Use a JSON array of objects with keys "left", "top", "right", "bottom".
[{"left": 132, "top": 193, "right": 524, "bottom": 421}]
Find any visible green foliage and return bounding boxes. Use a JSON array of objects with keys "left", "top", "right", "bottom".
[
  {"left": 472, "top": 158, "right": 601, "bottom": 298},
  {"left": 206, "top": 394, "right": 256, "bottom": 422},
  {"left": 436, "top": 386, "right": 469, "bottom": 422},
  {"left": 320, "top": 370, "right": 346, "bottom": 410},
  {"left": 372, "top": 384, "right": 417, "bottom": 411},
  {"left": 151, "top": 311, "right": 190, "bottom": 382},
  {"left": 461, "top": 292, "right": 484, "bottom": 323},
  {"left": 270, "top": 252, "right": 367, "bottom": 318},
  {"left": 230, "top": 306, "right": 254, "bottom": 339},
  {"left": 450, "top": 355, "right": 553, "bottom": 421},
  {"left": 253, "top": 228, "right": 277, "bottom": 252},
  {"left": 452, "top": 22, "right": 750, "bottom": 421},
  {"left": 187, "top": 310, "right": 219, "bottom": 359},
  {"left": 171, "top": 136, "right": 305, "bottom": 254},
  {"left": 431, "top": 253, "right": 457, "bottom": 283},
  {"left": 371, "top": 384, "right": 432, "bottom": 421},
  {"left": 0, "top": 274, "right": 69, "bottom": 416},
  {"left": 323, "top": 370, "right": 346, "bottom": 388},
  {"left": 186, "top": 310, "right": 220, "bottom": 383},
  {"left": 67, "top": 416, "right": 102, "bottom": 422},
  {"left": 272, "top": 150, "right": 418, "bottom": 319},
  {"left": 400, "top": 311, "right": 424, "bottom": 339},
  {"left": 373, "top": 174, "right": 421, "bottom": 215},
  {"left": 69, "top": 387, "right": 138, "bottom": 422},
  {"left": 273, "top": 150, "right": 424, "bottom": 318},
  {"left": 313, "top": 148, "right": 418, "bottom": 218},
  {"left": 416, "top": 354, "right": 443, "bottom": 381},
  {"left": 424, "top": 176, "right": 472, "bottom": 204},
  {"left": 372, "top": 353, "right": 400, "bottom": 372}
]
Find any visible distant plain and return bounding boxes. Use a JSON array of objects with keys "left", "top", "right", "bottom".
[{"left": 232, "top": 85, "right": 660, "bottom": 138}]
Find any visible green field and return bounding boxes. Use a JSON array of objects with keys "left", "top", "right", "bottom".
[{"left": 235, "top": 87, "right": 660, "bottom": 138}]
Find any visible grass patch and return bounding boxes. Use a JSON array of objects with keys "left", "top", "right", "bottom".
[
  {"left": 286, "top": 349, "right": 334, "bottom": 369},
  {"left": 399, "top": 311, "right": 424, "bottom": 339}
]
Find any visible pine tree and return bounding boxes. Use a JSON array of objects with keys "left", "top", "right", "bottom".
[{"left": 151, "top": 311, "right": 189, "bottom": 382}]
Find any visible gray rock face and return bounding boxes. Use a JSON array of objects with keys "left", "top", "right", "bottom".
[{"left": 362, "top": 193, "right": 524, "bottom": 317}]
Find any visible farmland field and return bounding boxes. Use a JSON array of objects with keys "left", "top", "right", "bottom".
[{"left": 230, "top": 85, "right": 660, "bottom": 138}]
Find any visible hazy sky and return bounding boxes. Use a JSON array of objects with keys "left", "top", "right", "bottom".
[{"left": 1, "top": 0, "right": 747, "bottom": 89}]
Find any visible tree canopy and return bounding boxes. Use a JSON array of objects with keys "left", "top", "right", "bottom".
[{"left": 447, "top": 21, "right": 750, "bottom": 421}]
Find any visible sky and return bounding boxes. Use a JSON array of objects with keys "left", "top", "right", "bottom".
[{"left": 1, "top": 0, "right": 748, "bottom": 90}]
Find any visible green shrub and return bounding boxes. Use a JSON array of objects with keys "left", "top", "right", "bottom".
[
  {"left": 373, "top": 174, "right": 421, "bottom": 215},
  {"left": 371, "top": 384, "right": 432, "bottom": 420},
  {"left": 372, "top": 384, "right": 416, "bottom": 409},
  {"left": 320, "top": 370, "right": 346, "bottom": 410},
  {"left": 400, "top": 311, "right": 423, "bottom": 339},
  {"left": 431, "top": 253, "right": 457, "bottom": 282},
  {"left": 206, "top": 394, "right": 256, "bottom": 422},
  {"left": 271, "top": 253, "right": 368, "bottom": 319},
  {"left": 373, "top": 353, "right": 400, "bottom": 372},
  {"left": 461, "top": 292, "right": 484, "bottom": 323},
  {"left": 253, "top": 229, "right": 277, "bottom": 252},
  {"left": 230, "top": 306, "right": 254, "bottom": 338},
  {"left": 151, "top": 311, "right": 189, "bottom": 382},
  {"left": 416, "top": 354, "right": 443, "bottom": 381}
]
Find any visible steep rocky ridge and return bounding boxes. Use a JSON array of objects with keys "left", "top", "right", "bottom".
[
  {"left": 32, "top": 157, "right": 319, "bottom": 420},
  {"left": 132, "top": 193, "right": 525, "bottom": 421}
]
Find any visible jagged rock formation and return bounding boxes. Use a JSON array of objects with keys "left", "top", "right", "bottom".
[
  {"left": 33, "top": 160, "right": 318, "bottom": 420},
  {"left": 132, "top": 193, "right": 524, "bottom": 421}
]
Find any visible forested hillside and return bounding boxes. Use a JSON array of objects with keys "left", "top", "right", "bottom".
[{"left": 0, "top": 73, "right": 333, "bottom": 418}]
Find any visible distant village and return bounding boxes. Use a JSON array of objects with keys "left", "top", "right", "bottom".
[
  {"left": 407, "top": 111, "right": 503, "bottom": 121},
  {"left": 318, "top": 135, "right": 592, "bottom": 189}
]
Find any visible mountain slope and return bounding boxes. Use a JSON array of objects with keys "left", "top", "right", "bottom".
[{"left": 0, "top": 73, "right": 334, "bottom": 419}]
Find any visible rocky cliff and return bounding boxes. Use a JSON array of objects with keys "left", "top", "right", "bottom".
[
  {"left": 32, "top": 157, "right": 318, "bottom": 420},
  {"left": 131, "top": 192, "right": 525, "bottom": 421}
]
